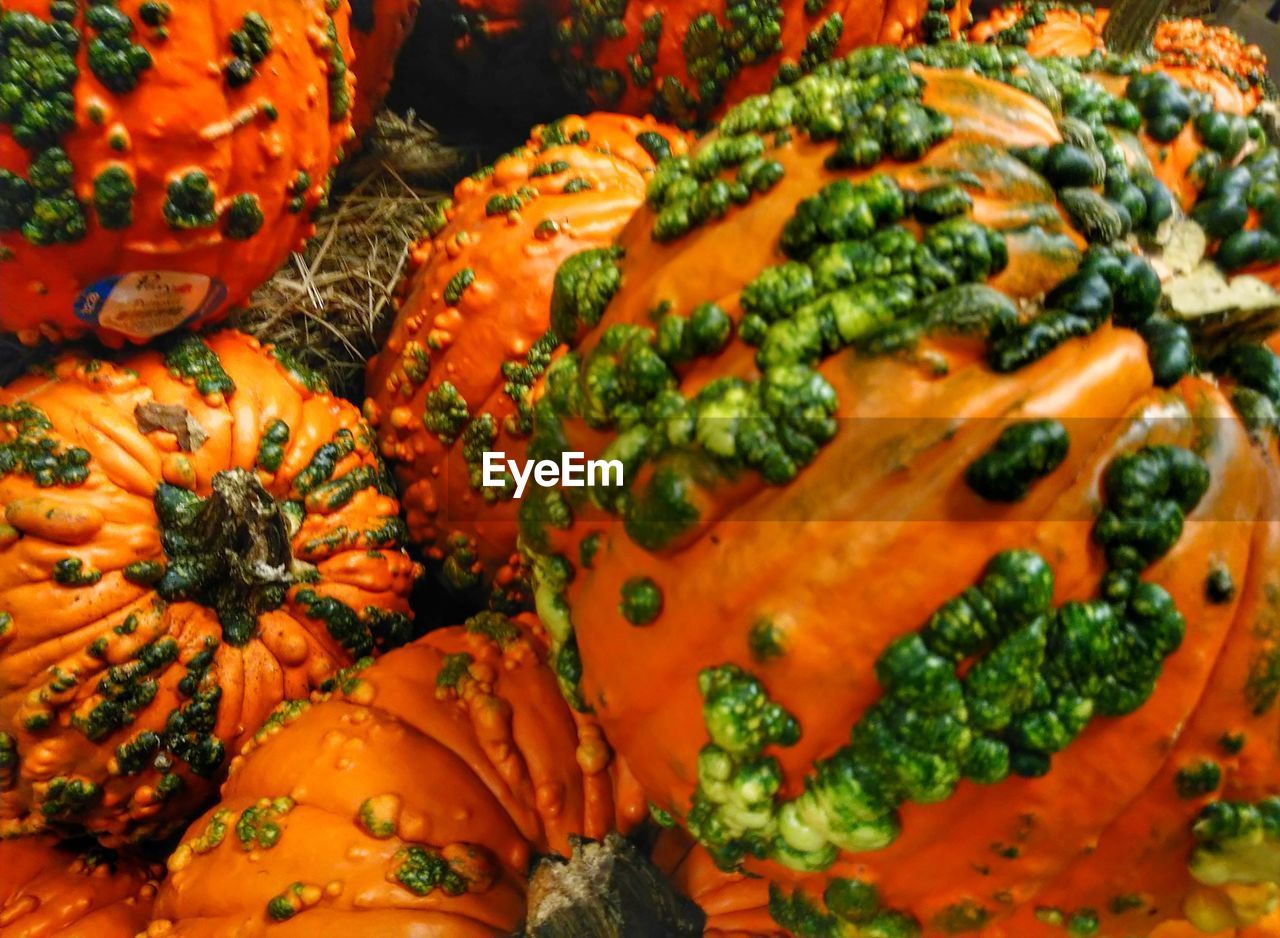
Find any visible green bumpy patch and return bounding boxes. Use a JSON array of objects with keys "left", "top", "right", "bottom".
[
  {"left": 1188, "top": 797, "right": 1280, "bottom": 924},
  {"left": 685, "top": 444, "right": 1207, "bottom": 877},
  {"left": 435, "top": 652, "right": 473, "bottom": 690},
  {"left": 558, "top": 0, "right": 789, "bottom": 128},
  {"left": 322, "top": 14, "right": 350, "bottom": 122},
  {"left": 266, "top": 882, "right": 306, "bottom": 922},
  {"left": 236, "top": 796, "right": 294, "bottom": 850},
  {"left": 225, "top": 12, "right": 272, "bottom": 88},
  {"left": 965, "top": 420, "right": 1070, "bottom": 503},
  {"left": 223, "top": 193, "right": 264, "bottom": 239},
  {"left": 393, "top": 845, "right": 469, "bottom": 897},
  {"left": 93, "top": 165, "right": 135, "bottom": 230},
  {"left": 72, "top": 637, "right": 178, "bottom": 743},
  {"left": 770, "top": 880, "right": 920, "bottom": 938},
  {"left": 84, "top": 0, "right": 152, "bottom": 93},
  {"left": 422, "top": 382, "right": 470, "bottom": 444},
  {"left": 163, "top": 171, "right": 218, "bottom": 231},
  {"left": 0, "top": 402, "right": 91, "bottom": 486},
  {"left": 0, "top": 6, "right": 82, "bottom": 245}
]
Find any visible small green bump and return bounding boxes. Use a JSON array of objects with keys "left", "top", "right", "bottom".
[
  {"left": 620, "top": 576, "right": 662, "bottom": 626},
  {"left": 223, "top": 193, "right": 264, "bottom": 239},
  {"left": 1206, "top": 565, "right": 1235, "bottom": 604},
  {"left": 444, "top": 267, "right": 475, "bottom": 305},
  {"left": 1175, "top": 760, "right": 1222, "bottom": 799},
  {"left": 749, "top": 618, "right": 785, "bottom": 662}
]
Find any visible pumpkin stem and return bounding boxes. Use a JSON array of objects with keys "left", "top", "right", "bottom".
[
  {"left": 521, "top": 833, "right": 705, "bottom": 937},
  {"left": 1101, "top": 0, "right": 1171, "bottom": 55},
  {"left": 155, "top": 468, "right": 295, "bottom": 645}
]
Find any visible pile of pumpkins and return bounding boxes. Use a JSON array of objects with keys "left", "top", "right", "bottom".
[{"left": 3, "top": 1, "right": 1280, "bottom": 936}]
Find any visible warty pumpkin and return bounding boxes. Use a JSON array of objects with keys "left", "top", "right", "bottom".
[
  {"left": 364, "top": 112, "right": 688, "bottom": 602},
  {"left": 517, "top": 42, "right": 1280, "bottom": 938},
  {"left": 0, "top": 0, "right": 356, "bottom": 345},
  {"left": 553, "top": 0, "right": 975, "bottom": 129},
  {"left": 967, "top": 4, "right": 1270, "bottom": 116},
  {"left": 0, "top": 330, "right": 421, "bottom": 846},
  {"left": 349, "top": 0, "right": 422, "bottom": 135},
  {"left": 0, "top": 835, "right": 160, "bottom": 937},
  {"left": 967, "top": 2, "right": 1106, "bottom": 58},
  {"left": 661, "top": 835, "right": 1280, "bottom": 938},
  {"left": 145, "top": 611, "right": 648, "bottom": 936}
]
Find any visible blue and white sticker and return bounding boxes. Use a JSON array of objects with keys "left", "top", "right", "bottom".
[{"left": 74, "top": 272, "right": 228, "bottom": 339}]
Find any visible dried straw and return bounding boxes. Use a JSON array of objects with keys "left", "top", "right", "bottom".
[{"left": 231, "top": 110, "right": 466, "bottom": 400}]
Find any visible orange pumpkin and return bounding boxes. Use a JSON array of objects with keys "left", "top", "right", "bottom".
[
  {"left": 0, "top": 0, "right": 355, "bottom": 345},
  {"left": 0, "top": 836, "right": 160, "bottom": 937},
  {"left": 553, "top": 0, "right": 974, "bottom": 128},
  {"left": 364, "top": 112, "right": 689, "bottom": 600},
  {"left": 145, "top": 612, "right": 647, "bottom": 936},
  {"left": 1151, "top": 19, "right": 1270, "bottom": 118},
  {"left": 0, "top": 330, "right": 421, "bottom": 846},
  {"left": 968, "top": 6, "right": 1270, "bottom": 115},
  {"left": 967, "top": 2, "right": 1105, "bottom": 57},
  {"left": 349, "top": 0, "right": 422, "bottom": 135},
  {"left": 520, "top": 44, "right": 1280, "bottom": 938},
  {"left": 663, "top": 835, "right": 1280, "bottom": 937}
]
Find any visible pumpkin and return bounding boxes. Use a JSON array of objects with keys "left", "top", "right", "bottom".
[
  {"left": 967, "top": 5, "right": 1270, "bottom": 115},
  {"left": 518, "top": 42, "right": 1280, "bottom": 937},
  {"left": 0, "top": 0, "right": 356, "bottom": 345},
  {"left": 0, "top": 330, "right": 421, "bottom": 846},
  {"left": 364, "top": 112, "right": 689, "bottom": 602},
  {"left": 1150, "top": 19, "right": 1271, "bottom": 119},
  {"left": 967, "top": 2, "right": 1105, "bottom": 57},
  {"left": 661, "top": 836, "right": 1280, "bottom": 938},
  {"left": 145, "top": 611, "right": 647, "bottom": 936},
  {"left": 553, "top": 0, "right": 974, "bottom": 129},
  {"left": 0, "top": 836, "right": 160, "bottom": 937},
  {"left": 349, "top": 0, "right": 422, "bottom": 135}
]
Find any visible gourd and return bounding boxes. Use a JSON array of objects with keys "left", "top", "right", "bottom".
[
  {"left": 145, "top": 612, "right": 647, "bottom": 936},
  {"left": 0, "top": 836, "right": 159, "bottom": 937},
  {"left": 968, "top": 3, "right": 1106, "bottom": 57},
  {"left": 0, "top": 0, "right": 356, "bottom": 344},
  {"left": 968, "top": 4, "right": 1270, "bottom": 115},
  {"left": 364, "top": 112, "right": 688, "bottom": 602},
  {"left": 553, "top": 0, "right": 974, "bottom": 129},
  {"left": 0, "top": 330, "right": 421, "bottom": 845},
  {"left": 349, "top": 0, "right": 422, "bottom": 134},
  {"left": 519, "top": 42, "right": 1280, "bottom": 937},
  {"left": 662, "top": 836, "right": 1280, "bottom": 937}
]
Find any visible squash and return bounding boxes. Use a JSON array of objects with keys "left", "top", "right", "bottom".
[
  {"left": 967, "top": 3, "right": 1105, "bottom": 57},
  {"left": 145, "top": 612, "right": 647, "bottom": 936},
  {"left": 0, "top": 330, "right": 421, "bottom": 846},
  {"left": 661, "top": 835, "right": 1280, "bottom": 937},
  {"left": 553, "top": 0, "right": 974, "bottom": 129},
  {"left": 364, "top": 112, "right": 688, "bottom": 601},
  {"left": 967, "top": 5, "right": 1270, "bottom": 115},
  {"left": 0, "top": 836, "right": 159, "bottom": 937},
  {"left": 519, "top": 43, "right": 1280, "bottom": 937},
  {"left": 349, "top": 0, "right": 422, "bottom": 135},
  {"left": 0, "top": 0, "right": 356, "bottom": 345}
]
